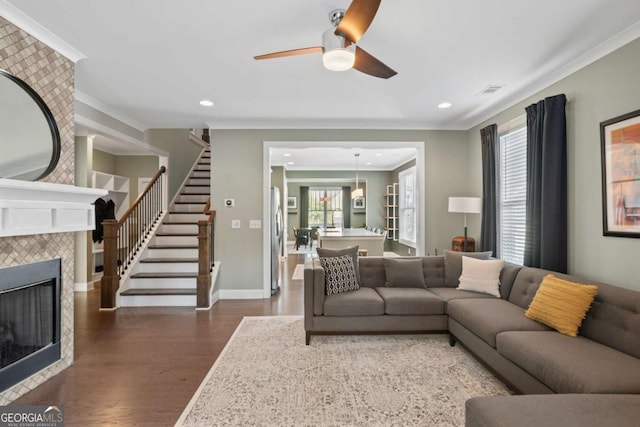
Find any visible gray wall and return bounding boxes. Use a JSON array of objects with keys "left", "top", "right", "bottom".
[
  {"left": 93, "top": 150, "right": 160, "bottom": 203},
  {"left": 93, "top": 149, "right": 116, "bottom": 174},
  {"left": 286, "top": 171, "right": 388, "bottom": 236},
  {"left": 466, "top": 37, "right": 640, "bottom": 291},
  {"left": 115, "top": 156, "right": 160, "bottom": 198},
  {"left": 143, "top": 129, "right": 203, "bottom": 201},
  {"left": 210, "top": 129, "right": 469, "bottom": 292}
]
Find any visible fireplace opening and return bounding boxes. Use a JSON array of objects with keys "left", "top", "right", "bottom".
[{"left": 0, "top": 259, "right": 61, "bottom": 392}]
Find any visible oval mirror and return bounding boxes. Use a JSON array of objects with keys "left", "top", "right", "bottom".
[{"left": 0, "top": 69, "right": 61, "bottom": 181}]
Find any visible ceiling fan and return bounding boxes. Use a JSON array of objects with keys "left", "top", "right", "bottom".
[{"left": 254, "top": 0, "right": 396, "bottom": 79}]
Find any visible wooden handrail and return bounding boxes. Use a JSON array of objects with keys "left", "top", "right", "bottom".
[
  {"left": 101, "top": 165, "right": 166, "bottom": 309},
  {"left": 117, "top": 166, "right": 166, "bottom": 226}
]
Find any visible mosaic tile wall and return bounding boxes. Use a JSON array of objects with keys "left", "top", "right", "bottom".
[{"left": 0, "top": 17, "right": 76, "bottom": 405}]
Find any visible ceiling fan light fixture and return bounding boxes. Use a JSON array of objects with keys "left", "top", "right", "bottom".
[{"left": 323, "top": 48, "right": 355, "bottom": 71}]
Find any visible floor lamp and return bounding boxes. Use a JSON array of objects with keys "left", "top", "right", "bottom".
[{"left": 448, "top": 197, "right": 482, "bottom": 252}]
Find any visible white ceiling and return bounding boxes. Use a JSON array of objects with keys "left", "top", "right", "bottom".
[
  {"left": 4, "top": 0, "right": 640, "bottom": 133},
  {"left": 271, "top": 147, "right": 416, "bottom": 171}
]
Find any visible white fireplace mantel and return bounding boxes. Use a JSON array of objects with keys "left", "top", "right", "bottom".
[{"left": 0, "top": 178, "right": 108, "bottom": 237}]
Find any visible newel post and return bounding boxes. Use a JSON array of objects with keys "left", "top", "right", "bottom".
[
  {"left": 197, "top": 220, "right": 211, "bottom": 308},
  {"left": 100, "top": 219, "right": 120, "bottom": 309}
]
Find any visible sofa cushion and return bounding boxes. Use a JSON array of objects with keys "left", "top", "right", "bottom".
[
  {"left": 316, "top": 245, "right": 360, "bottom": 282},
  {"left": 525, "top": 274, "right": 598, "bottom": 336},
  {"left": 447, "top": 298, "right": 550, "bottom": 348},
  {"left": 323, "top": 287, "right": 384, "bottom": 316},
  {"left": 319, "top": 254, "right": 360, "bottom": 295},
  {"left": 428, "top": 287, "right": 496, "bottom": 302},
  {"left": 443, "top": 250, "right": 492, "bottom": 287},
  {"left": 497, "top": 331, "right": 640, "bottom": 394},
  {"left": 466, "top": 394, "right": 640, "bottom": 427},
  {"left": 383, "top": 258, "right": 426, "bottom": 288},
  {"left": 375, "top": 287, "right": 445, "bottom": 315},
  {"left": 457, "top": 256, "right": 504, "bottom": 297}
]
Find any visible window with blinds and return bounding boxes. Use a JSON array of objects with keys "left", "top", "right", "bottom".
[
  {"left": 399, "top": 166, "right": 417, "bottom": 247},
  {"left": 499, "top": 126, "right": 527, "bottom": 265}
]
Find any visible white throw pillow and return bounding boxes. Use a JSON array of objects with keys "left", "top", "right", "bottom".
[{"left": 456, "top": 256, "right": 505, "bottom": 297}]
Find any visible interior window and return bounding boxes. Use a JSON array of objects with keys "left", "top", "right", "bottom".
[
  {"left": 498, "top": 122, "right": 527, "bottom": 264},
  {"left": 308, "top": 187, "right": 343, "bottom": 228},
  {"left": 398, "top": 167, "right": 417, "bottom": 247}
]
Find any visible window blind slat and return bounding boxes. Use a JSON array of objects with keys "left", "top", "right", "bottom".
[{"left": 499, "top": 127, "right": 527, "bottom": 265}]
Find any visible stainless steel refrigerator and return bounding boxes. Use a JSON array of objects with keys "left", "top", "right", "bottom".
[{"left": 271, "top": 186, "right": 283, "bottom": 295}]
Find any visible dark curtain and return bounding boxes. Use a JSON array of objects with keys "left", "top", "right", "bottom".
[
  {"left": 300, "top": 186, "right": 309, "bottom": 228},
  {"left": 480, "top": 124, "right": 498, "bottom": 257},
  {"left": 342, "top": 186, "right": 351, "bottom": 228},
  {"left": 524, "top": 94, "right": 567, "bottom": 272}
]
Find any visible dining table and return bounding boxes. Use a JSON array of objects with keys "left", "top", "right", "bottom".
[{"left": 317, "top": 228, "right": 385, "bottom": 256}]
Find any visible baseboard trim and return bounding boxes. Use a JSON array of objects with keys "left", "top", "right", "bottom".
[
  {"left": 74, "top": 282, "right": 94, "bottom": 292},
  {"left": 218, "top": 289, "right": 264, "bottom": 300}
]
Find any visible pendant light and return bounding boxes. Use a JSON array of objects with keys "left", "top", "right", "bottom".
[{"left": 351, "top": 153, "right": 363, "bottom": 199}]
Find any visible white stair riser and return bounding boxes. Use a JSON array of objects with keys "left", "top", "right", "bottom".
[
  {"left": 119, "top": 294, "right": 196, "bottom": 307},
  {"left": 172, "top": 204, "right": 206, "bottom": 213},
  {"left": 192, "top": 171, "right": 210, "bottom": 178},
  {"left": 147, "top": 248, "right": 198, "bottom": 258},
  {"left": 198, "top": 158, "right": 210, "bottom": 164},
  {"left": 182, "top": 186, "right": 209, "bottom": 194},
  {"left": 137, "top": 262, "right": 198, "bottom": 273},
  {"left": 161, "top": 223, "right": 199, "bottom": 234},
  {"left": 128, "top": 276, "right": 197, "bottom": 288},
  {"left": 188, "top": 178, "right": 210, "bottom": 186},
  {"left": 168, "top": 213, "right": 208, "bottom": 222},
  {"left": 178, "top": 194, "right": 209, "bottom": 203},
  {"left": 194, "top": 165, "right": 210, "bottom": 171},
  {"left": 154, "top": 235, "right": 198, "bottom": 245}
]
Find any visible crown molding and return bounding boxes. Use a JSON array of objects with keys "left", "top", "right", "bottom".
[
  {"left": 0, "top": 0, "right": 85, "bottom": 62},
  {"left": 75, "top": 90, "right": 148, "bottom": 132},
  {"left": 206, "top": 118, "right": 462, "bottom": 131},
  {"left": 463, "top": 22, "right": 640, "bottom": 130}
]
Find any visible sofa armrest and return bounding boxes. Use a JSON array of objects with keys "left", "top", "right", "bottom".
[{"left": 304, "top": 258, "right": 325, "bottom": 328}]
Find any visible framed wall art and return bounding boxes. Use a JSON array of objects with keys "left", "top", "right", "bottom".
[{"left": 601, "top": 109, "right": 640, "bottom": 237}]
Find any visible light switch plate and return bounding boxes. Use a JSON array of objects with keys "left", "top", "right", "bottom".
[
  {"left": 231, "top": 220, "right": 241, "bottom": 229},
  {"left": 249, "top": 220, "right": 261, "bottom": 229}
]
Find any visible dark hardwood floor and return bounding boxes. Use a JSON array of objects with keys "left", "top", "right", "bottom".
[{"left": 13, "top": 253, "right": 309, "bottom": 426}]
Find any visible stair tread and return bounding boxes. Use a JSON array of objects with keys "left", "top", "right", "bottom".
[
  {"left": 149, "top": 245, "right": 198, "bottom": 249},
  {"left": 156, "top": 233, "right": 198, "bottom": 236},
  {"left": 162, "top": 222, "right": 200, "bottom": 225},
  {"left": 174, "top": 201, "right": 206, "bottom": 204},
  {"left": 180, "top": 192, "right": 209, "bottom": 196},
  {"left": 121, "top": 288, "right": 197, "bottom": 296},
  {"left": 168, "top": 211, "right": 207, "bottom": 214},
  {"left": 131, "top": 272, "right": 197, "bottom": 278},
  {"left": 140, "top": 258, "right": 198, "bottom": 263}
]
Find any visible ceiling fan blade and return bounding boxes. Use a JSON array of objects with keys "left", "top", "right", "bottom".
[
  {"left": 354, "top": 46, "right": 397, "bottom": 79},
  {"left": 254, "top": 46, "right": 323, "bottom": 60},
  {"left": 335, "top": 0, "right": 382, "bottom": 44}
]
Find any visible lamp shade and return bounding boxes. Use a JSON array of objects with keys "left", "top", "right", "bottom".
[{"left": 448, "top": 197, "right": 482, "bottom": 214}]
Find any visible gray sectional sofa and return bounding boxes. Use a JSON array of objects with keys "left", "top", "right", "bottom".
[{"left": 303, "top": 253, "right": 640, "bottom": 426}]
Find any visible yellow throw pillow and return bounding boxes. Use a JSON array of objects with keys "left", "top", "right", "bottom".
[{"left": 525, "top": 274, "right": 598, "bottom": 337}]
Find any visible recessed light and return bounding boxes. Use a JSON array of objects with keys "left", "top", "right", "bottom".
[
  {"left": 283, "top": 153, "right": 292, "bottom": 157},
  {"left": 365, "top": 162, "right": 373, "bottom": 165},
  {"left": 438, "top": 102, "right": 452, "bottom": 109},
  {"left": 287, "top": 161, "right": 295, "bottom": 165},
  {"left": 199, "top": 99, "right": 214, "bottom": 107},
  {"left": 375, "top": 153, "right": 383, "bottom": 157}
]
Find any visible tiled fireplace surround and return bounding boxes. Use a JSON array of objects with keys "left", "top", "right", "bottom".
[{"left": 0, "top": 17, "right": 77, "bottom": 404}]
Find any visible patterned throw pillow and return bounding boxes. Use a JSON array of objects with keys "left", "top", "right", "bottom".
[{"left": 320, "top": 255, "right": 360, "bottom": 295}]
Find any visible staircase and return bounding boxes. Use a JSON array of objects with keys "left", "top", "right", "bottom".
[{"left": 119, "top": 148, "right": 211, "bottom": 306}]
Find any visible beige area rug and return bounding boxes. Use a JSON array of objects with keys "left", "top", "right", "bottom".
[
  {"left": 291, "top": 264, "right": 305, "bottom": 280},
  {"left": 176, "top": 316, "right": 511, "bottom": 427}
]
